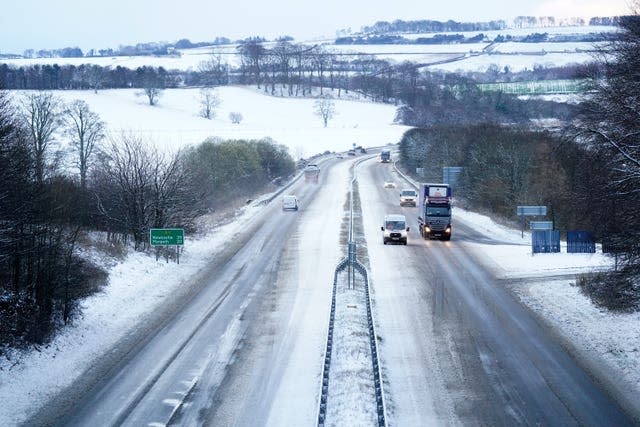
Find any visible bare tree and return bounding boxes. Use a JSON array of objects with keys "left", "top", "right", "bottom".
[
  {"left": 86, "top": 64, "right": 106, "bottom": 94},
  {"left": 136, "top": 67, "right": 164, "bottom": 106},
  {"left": 312, "top": 47, "right": 330, "bottom": 95},
  {"left": 313, "top": 96, "right": 336, "bottom": 127},
  {"left": 229, "top": 112, "right": 243, "bottom": 124},
  {"left": 20, "top": 91, "right": 60, "bottom": 184},
  {"left": 576, "top": 15, "right": 640, "bottom": 188},
  {"left": 199, "top": 88, "right": 221, "bottom": 120},
  {"left": 237, "top": 38, "right": 266, "bottom": 86},
  {"left": 141, "top": 86, "right": 162, "bottom": 106},
  {"left": 291, "top": 43, "right": 314, "bottom": 96},
  {"left": 95, "top": 134, "right": 196, "bottom": 249},
  {"left": 63, "top": 100, "right": 105, "bottom": 190},
  {"left": 272, "top": 40, "right": 294, "bottom": 95},
  {"left": 96, "top": 135, "right": 154, "bottom": 249},
  {"left": 198, "top": 53, "right": 228, "bottom": 86},
  {"left": 150, "top": 148, "right": 192, "bottom": 229}
]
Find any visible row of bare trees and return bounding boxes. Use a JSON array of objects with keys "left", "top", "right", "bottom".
[
  {"left": 235, "top": 39, "right": 352, "bottom": 97},
  {"left": 0, "top": 63, "right": 177, "bottom": 93},
  {"left": 567, "top": 13, "right": 640, "bottom": 309},
  {"left": 0, "top": 90, "right": 108, "bottom": 347}
]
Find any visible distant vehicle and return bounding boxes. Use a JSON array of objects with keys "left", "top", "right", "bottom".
[
  {"left": 336, "top": 154, "right": 344, "bottom": 159},
  {"left": 282, "top": 195, "right": 299, "bottom": 211},
  {"left": 399, "top": 189, "right": 418, "bottom": 207},
  {"left": 347, "top": 149, "right": 357, "bottom": 156},
  {"left": 383, "top": 181, "right": 397, "bottom": 189},
  {"left": 304, "top": 164, "right": 320, "bottom": 183},
  {"left": 381, "top": 214, "right": 409, "bottom": 245},
  {"left": 360, "top": 147, "right": 367, "bottom": 153},
  {"left": 380, "top": 149, "right": 391, "bottom": 163},
  {"left": 418, "top": 183, "right": 452, "bottom": 240}
]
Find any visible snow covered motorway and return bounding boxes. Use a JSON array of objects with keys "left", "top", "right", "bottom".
[{"left": 3, "top": 155, "right": 639, "bottom": 426}]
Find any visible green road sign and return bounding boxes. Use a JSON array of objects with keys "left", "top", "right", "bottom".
[{"left": 150, "top": 228, "right": 184, "bottom": 246}]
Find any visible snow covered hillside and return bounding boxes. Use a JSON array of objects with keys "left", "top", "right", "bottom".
[{"left": 1, "top": 25, "right": 618, "bottom": 74}]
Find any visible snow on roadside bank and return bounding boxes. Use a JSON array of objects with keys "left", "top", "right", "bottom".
[
  {"left": 0, "top": 202, "right": 264, "bottom": 425},
  {"left": 455, "top": 207, "right": 640, "bottom": 414},
  {"left": 455, "top": 208, "right": 613, "bottom": 278},
  {"left": 512, "top": 279, "right": 640, "bottom": 394}
]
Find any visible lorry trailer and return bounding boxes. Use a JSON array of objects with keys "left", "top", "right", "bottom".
[
  {"left": 304, "top": 164, "right": 320, "bottom": 183},
  {"left": 418, "top": 183, "right": 452, "bottom": 241},
  {"left": 380, "top": 149, "right": 391, "bottom": 163}
]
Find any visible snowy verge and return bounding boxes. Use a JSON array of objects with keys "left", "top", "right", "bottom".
[
  {"left": 0, "top": 201, "right": 268, "bottom": 425},
  {"left": 454, "top": 208, "right": 640, "bottom": 422}
]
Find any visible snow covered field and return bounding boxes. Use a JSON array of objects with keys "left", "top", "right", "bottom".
[
  {"left": 427, "top": 51, "right": 595, "bottom": 73},
  {"left": 0, "top": 87, "right": 638, "bottom": 425},
  {"left": 0, "top": 42, "right": 601, "bottom": 74},
  {"left": 8, "top": 86, "right": 409, "bottom": 159}
]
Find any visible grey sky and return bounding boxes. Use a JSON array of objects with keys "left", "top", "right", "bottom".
[{"left": 0, "top": 0, "right": 630, "bottom": 54}]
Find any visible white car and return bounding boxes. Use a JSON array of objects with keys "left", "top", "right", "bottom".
[
  {"left": 383, "top": 181, "right": 397, "bottom": 189},
  {"left": 282, "top": 195, "right": 299, "bottom": 211},
  {"left": 400, "top": 189, "right": 418, "bottom": 206}
]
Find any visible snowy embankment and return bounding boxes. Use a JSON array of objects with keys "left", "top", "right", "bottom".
[
  {"left": 455, "top": 208, "right": 640, "bottom": 417},
  {"left": 0, "top": 202, "right": 264, "bottom": 425}
]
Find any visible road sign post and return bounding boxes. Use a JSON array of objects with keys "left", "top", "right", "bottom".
[
  {"left": 443, "top": 166, "right": 463, "bottom": 187},
  {"left": 150, "top": 228, "right": 184, "bottom": 264},
  {"left": 516, "top": 206, "right": 547, "bottom": 238}
]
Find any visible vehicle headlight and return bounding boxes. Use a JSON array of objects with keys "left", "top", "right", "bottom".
[
  {"left": 445, "top": 227, "right": 451, "bottom": 233},
  {"left": 425, "top": 226, "right": 431, "bottom": 232}
]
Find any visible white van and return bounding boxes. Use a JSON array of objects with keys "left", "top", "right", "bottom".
[
  {"left": 381, "top": 214, "right": 409, "bottom": 245},
  {"left": 282, "top": 195, "right": 299, "bottom": 211}
]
